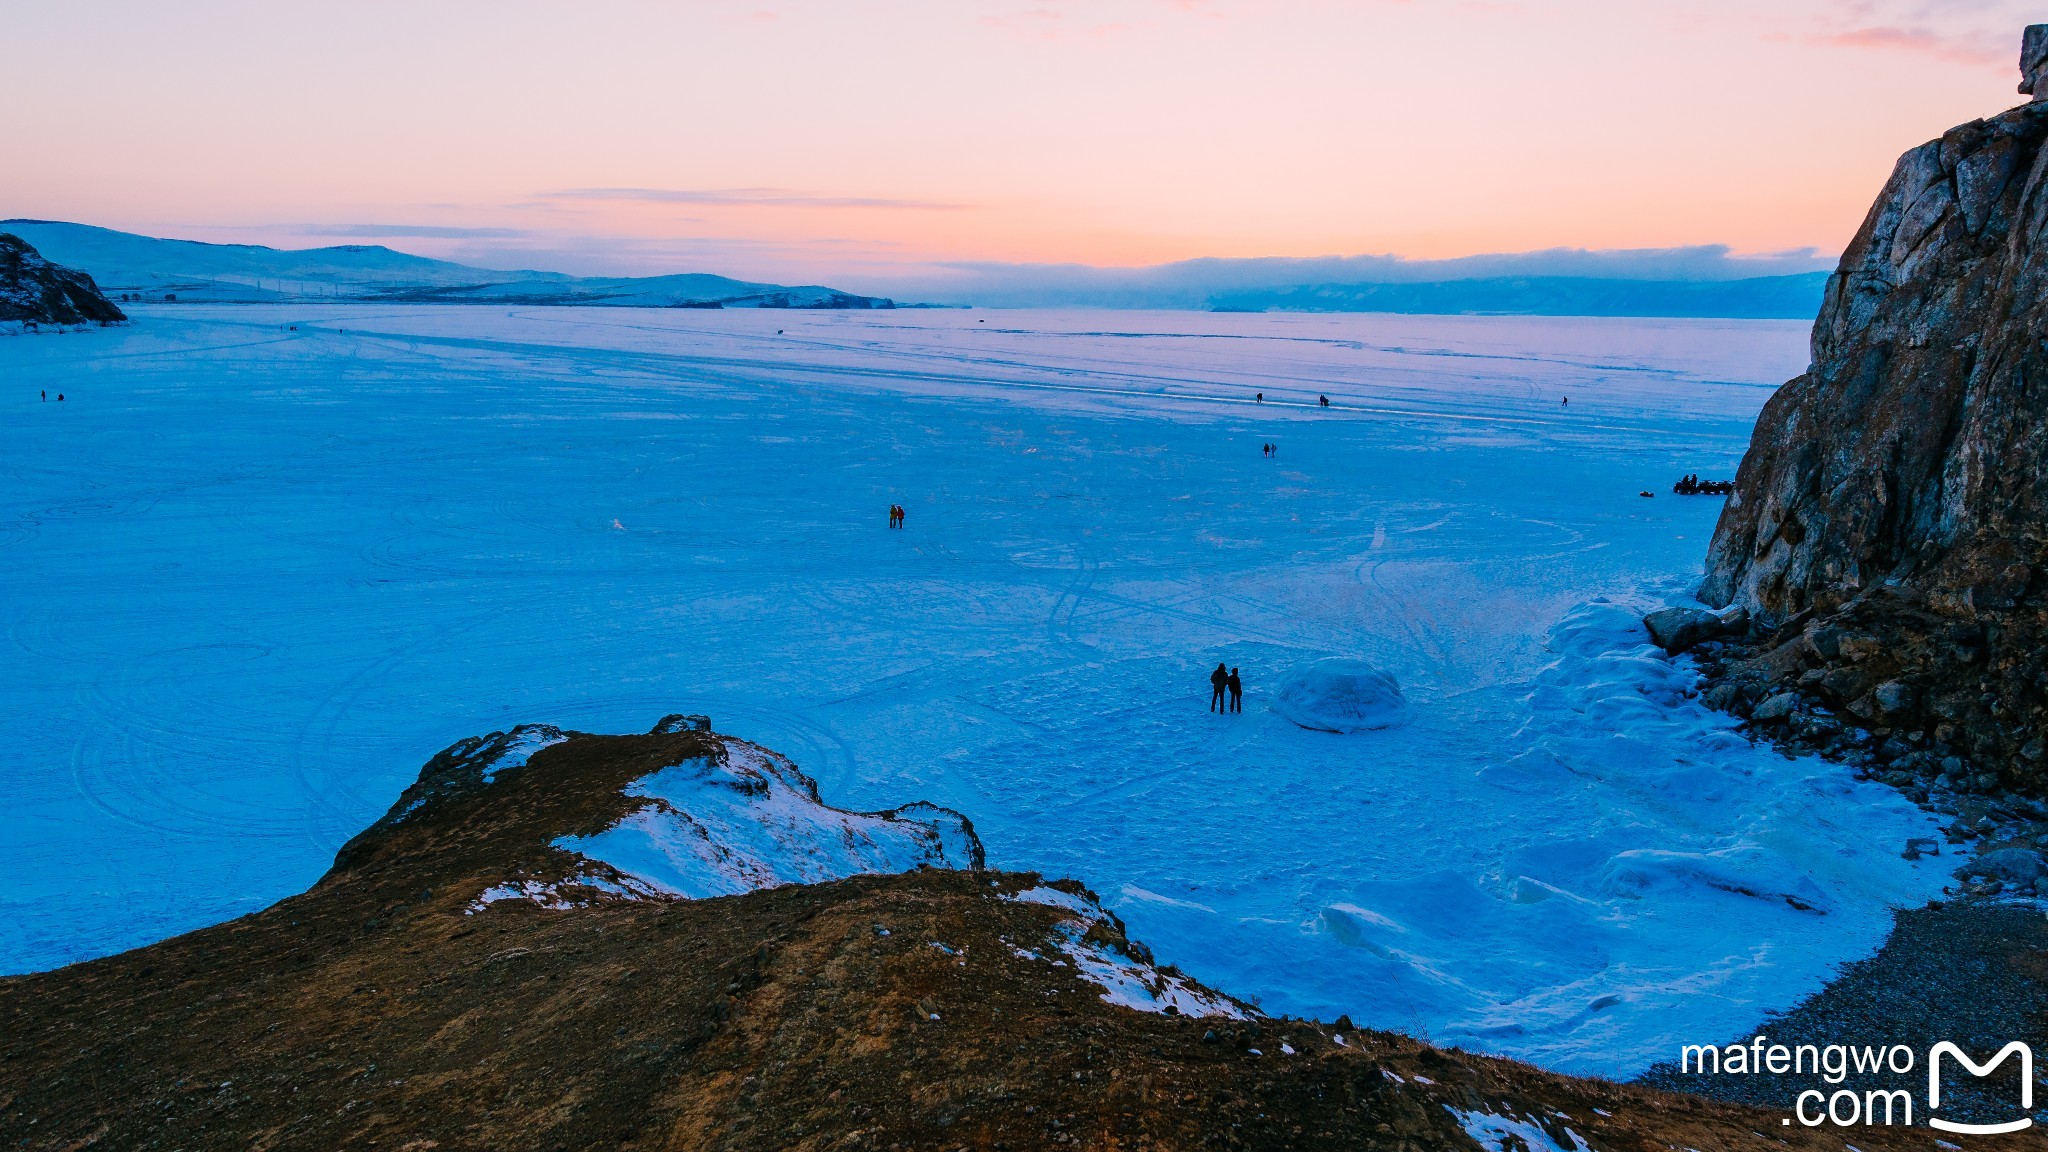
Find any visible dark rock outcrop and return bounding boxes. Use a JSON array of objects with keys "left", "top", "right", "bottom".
[
  {"left": 1645, "top": 606, "right": 1741, "bottom": 655},
  {"left": 1697, "top": 30, "right": 2048, "bottom": 795},
  {"left": 0, "top": 232, "right": 125, "bottom": 326}
]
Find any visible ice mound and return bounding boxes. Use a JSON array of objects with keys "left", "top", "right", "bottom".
[
  {"left": 1271, "top": 658, "right": 1407, "bottom": 733},
  {"left": 1599, "top": 845, "right": 1831, "bottom": 914},
  {"left": 552, "top": 738, "right": 982, "bottom": 901}
]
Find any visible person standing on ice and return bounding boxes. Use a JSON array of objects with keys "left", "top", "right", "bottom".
[
  {"left": 1210, "top": 663, "right": 1229, "bottom": 712},
  {"left": 1227, "top": 667, "right": 1243, "bottom": 713},
  {"left": 1319, "top": 394, "right": 1329, "bottom": 408}
]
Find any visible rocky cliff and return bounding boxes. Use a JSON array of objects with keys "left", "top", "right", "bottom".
[
  {"left": 1696, "top": 34, "right": 2048, "bottom": 795},
  {"left": 0, "top": 233, "right": 125, "bottom": 326},
  {"left": 0, "top": 719, "right": 1954, "bottom": 1151}
]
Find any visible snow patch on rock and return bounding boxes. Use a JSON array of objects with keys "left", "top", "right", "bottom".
[
  {"left": 545, "top": 738, "right": 981, "bottom": 901},
  {"left": 1448, "top": 1106, "right": 1590, "bottom": 1152},
  {"left": 1271, "top": 658, "right": 1407, "bottom": 733},
  {"left": 480, "top": 727, "right": 570, "bottom": 784},
  {"left": 1010, "top": 885, "right": 1248, "bottom": 1019},
  {"left": 395, "top": 724, "right": 570, "bottom": 822},
  {"left": 467, "top": 872, "right": 659, "bottom": 914}
]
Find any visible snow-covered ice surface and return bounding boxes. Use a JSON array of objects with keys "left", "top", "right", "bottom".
[
  {"left": 553, "top": 737, "right": 978, "bottom": 900},
  {"left": 1, "top": 306, "right": 1951, "bottom": 1074}
]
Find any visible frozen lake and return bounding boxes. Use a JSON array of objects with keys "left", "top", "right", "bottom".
[{"left": 2, "top": 306, "right": 1947, "bottom": 1074}]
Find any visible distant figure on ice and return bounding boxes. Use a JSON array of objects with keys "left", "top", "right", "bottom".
[
  {"left": 1210, "top": 663, "right": 1229, "bottom": 712},
  {"left": 1319, "top": 395, "right": 1329, "bottom": 408},
  {"left": 888, "top": 504, "right": 904, "bottom": 528},
  {"left": 1227, "top": 667, "right": 1243, "bottom": 713},
  {"left": 1562, "top": 396, "right": 1568, "bottom": 406},
  {"left": 1256, "top": 392, "right": 1263, "bottom": 403},
  {"left": 40, "top": 391, "right": 46, "bottom": 401}
]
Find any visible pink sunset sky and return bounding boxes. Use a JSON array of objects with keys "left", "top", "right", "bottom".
[{"left": 3, "top": 0, "right": 2037, "bottom": 289}]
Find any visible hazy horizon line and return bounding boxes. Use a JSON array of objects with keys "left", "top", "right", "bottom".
[{"left": 2, "top": 218, "right": 1841, "bottom": 291}]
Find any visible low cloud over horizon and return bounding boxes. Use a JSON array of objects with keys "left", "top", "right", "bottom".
[{"left": 845, "top": 245, "right": 1839, "bottom": 307}]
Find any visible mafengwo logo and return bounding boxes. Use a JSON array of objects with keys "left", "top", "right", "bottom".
[
  {"left": 1927, "top": 1042, "right": 2032, "bottom": 1135},
  {"left": 1679, "top": 1036, "right": 2035, "bottom": 1131}
]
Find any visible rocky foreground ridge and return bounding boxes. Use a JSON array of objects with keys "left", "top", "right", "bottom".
[
  {"left": 0, "top": 233, "right": 125, "bottom": 327},
  {"left": 1689, "top": 31, "right": 2048, "bottom": 799},
  {"left": 0, "top": 719, "right": 1979, "bottom": 1151}
]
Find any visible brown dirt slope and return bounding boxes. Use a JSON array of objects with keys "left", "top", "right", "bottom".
[{"left": 2, "top": 728, "right": 2030, "bottom": 1151}]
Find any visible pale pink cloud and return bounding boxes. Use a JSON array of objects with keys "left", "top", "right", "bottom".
[{"left": 1807, "top": 25, "right": 2007, "bottom": 65}]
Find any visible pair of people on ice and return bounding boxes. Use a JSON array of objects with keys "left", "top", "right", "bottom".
[
  {"left": 1261, "top": 442, "right": 1277, "bottom": 457},
  {"left": 1209, "top": 663, "right": 1243, "bottom": 713},
  {"left": 887, "top": 504, "right": 907, "bottom": 528}
]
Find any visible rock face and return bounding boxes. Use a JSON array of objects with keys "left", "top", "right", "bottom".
[
  {"left": 2022, "top": 24, "right": 2048, "bottom": 100},
  {"left": 1698, "top": 31, "right": 2048, "bottom": 794},
  {"left": 0, "top": 232, "right": 125, "bottom": 325}
]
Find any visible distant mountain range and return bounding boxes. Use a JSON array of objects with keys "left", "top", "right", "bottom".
[
  {"left": 4, "top": 220, "right": 1836, "bottom": 318},
  {"left": 0, "top": 221, "right": 896, "bottom": 310}
]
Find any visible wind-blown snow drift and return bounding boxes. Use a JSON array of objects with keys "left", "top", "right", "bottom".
[{"left": 1271, "top": 658, "right": 1407, "bottom": 732}]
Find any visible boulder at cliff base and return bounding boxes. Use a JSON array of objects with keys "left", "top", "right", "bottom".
[{"left": 1272, "top": 658, "right": 1407, "bottom": 733}]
